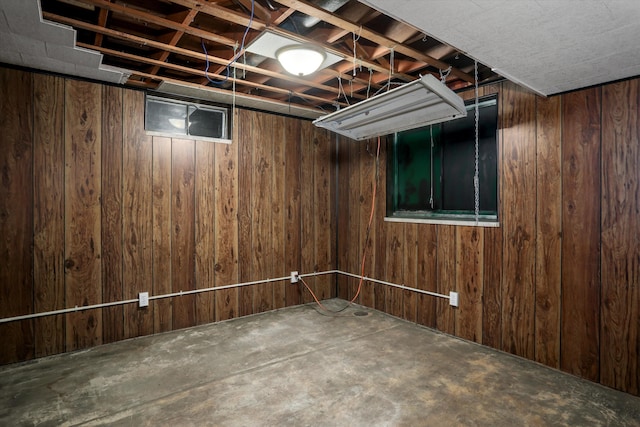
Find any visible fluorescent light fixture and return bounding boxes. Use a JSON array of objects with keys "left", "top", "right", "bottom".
[
  {"left": 276, "top": 45, "right": 326, "bottom": 76},
  {"left": 313, "top": 74, "right": 467, "bottom": 141},
  {"left": 245, "top": 30, "right": 341, "bottom": 73}
]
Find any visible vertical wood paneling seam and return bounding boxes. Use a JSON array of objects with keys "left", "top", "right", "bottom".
[
  {"left": 498, "top": 82, "right": 504, "bottom": 351},
  {"left": 30, "top": 74, "right": 35, "bottom": 320},
  {"left": 533, "top": 96, "right": 538, "bottom": 361},
  {"left": 597, "top": 86, "right": 604, "bottom": 383}
]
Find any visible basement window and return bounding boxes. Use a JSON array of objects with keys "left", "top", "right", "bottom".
[
  {"left": 145, "top": 95, "right": 230, "bottom": 142},
  {"left": 386, "top": 95, "right": 499, "bottom": 226}
]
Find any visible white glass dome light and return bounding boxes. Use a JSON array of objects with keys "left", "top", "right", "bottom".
[{"left": 276, "top": 45, "right": 326, "bottom": 77}]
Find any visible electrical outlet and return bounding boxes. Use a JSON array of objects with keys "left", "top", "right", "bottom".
[
  {"left": 139, "top": 292, "right": 149, "bottom": 308},
  {"left": 449, "top": 291, "right": 459, "bottom": 307},
  {"left": 290, "top": 271, "right": 299, "bottom": 283}
]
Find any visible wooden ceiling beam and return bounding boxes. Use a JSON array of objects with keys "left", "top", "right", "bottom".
[
  {"left": 44, "top": 12, "right": 358, "bottom": 99},
  {"left": 93, "top": 5, "right": 109, "bottom": 46},
  {"left": 274, "top": 0, "right": 474, "bottom": 84},
  {"left": 72, "top": 0, "right": 236, "bottom": 46},
  {"left": 149, "top": 9, "right": 200, "bottom": 76},
  {"left": 77, "top": 42, "right": 341, "bottom": 106},
  {"left": 166, "top": 0, "right": 414, "bottom": 82}
]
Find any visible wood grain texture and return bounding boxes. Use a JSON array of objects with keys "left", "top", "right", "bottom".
[
  {"left": 346, "top": 140, "right": 361, "bottom": 301},
  {"left": 482, "top": 225, "right": 502, "bottom": 348},
  {"left": 373, "top": 141, "right": 388, "bottom": 312},
  {"left": 600, "top": 80, "right": 639, "bottom": 394},
  {"left": 359, "top": 139, "right": 376, "bottom": 307},
  {"left": 500, "top": 82, "right": 537, "bottom": 359},
  {"left": 101, "top": 85, "right": 124, "bottom": 344},
  {"left": 152, "top": 136, "right": 173, "bottom": 333},
  {"left": 455, "top": 227, "right": 484, "bottom": 343},
  {"left": 402, "top": 223, "right": 418, "bottom": 322},
  {"left": 214, "top": 109, "right": 239, "bottom": 321},
  {"left": 284, "top": 116, "right": 302, "bottom": 306},
  {"left": 252, "top": 112, "right": 273, "bottom": 313},
  {"left": 123, "top": 89, "right": 153, "bottom": 338},
  {"left": 272, "top": 115, "right": 286, "bottom": 309},
  {"left": 335, "top": 136, "right": 350, "bottom": 300},
  {"left": 314, "top": 126, "right": 333, "bottom": 300},
  {"left": 195, "top": 140, "right": 216, "bottom": 324},
  {"left": 0, "top": 68, "right": 35, "bottom": 364},
  {"left": 561, "top": 88, "right": 602, "bottom": 382},
  {"left": 300, "top": 120, "right": 316, "bottom": 303},
  {"left": 33, "top": 74, "right": 65, "bottom": 357},
  {"left": 535, "top": 95, "right": 562, "bottom": 368},
  {"left": 237, "top": 108, "right": 254, "bottom": 315},
  {"left": 171, "top": 138, "right": 196, "bottom": 329},
  {"left": 386, "top": 221, "right": 404, "bottom": 318},
  {"left": 416, "top": 224, "right": 437, "bottom": 328},
  {"left": 436, "top": 226, "right": 456, "bottom": 334},
  {"left": 64, "top": 79, "right": 102, "bottom": 351}
]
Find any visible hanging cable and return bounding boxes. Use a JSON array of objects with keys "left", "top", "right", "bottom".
[
  {"left": 473, "top": 59, "right": 480, "bottom": 224},
  {"left": 337, "top": 76, "right": 350, "bottom": 106},
  {"left": 429, "top": 125, "right": 434, "bottom": 209},
  {"left": 349, "top": 136, "right": 381, "bottom": 304},
  {"left": 366, "top": 68, "right": 373, "bottom": 99},
  {"left": 439, "top": 65, "right": 452, "bottom": 83},
  {"left": 203, "top": 0, "right": 255, "bottom": 85},
  {"left": 387, "top": 47, "right": 395, "bottom": 91},
  {"left": 352, "top": 27, "right": 361, "bottom": 77}
]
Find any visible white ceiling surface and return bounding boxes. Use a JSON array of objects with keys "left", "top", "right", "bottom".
[
  {"left": 0, "top": 0, "right": 129, "bottom": 84},
  {"left": 361, "top": 0, "right": 640, "bottom": 96}
]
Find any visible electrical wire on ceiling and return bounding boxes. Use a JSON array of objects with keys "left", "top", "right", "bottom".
[{"left": 203, "top": 0, "right": 255, "bottom": 85}]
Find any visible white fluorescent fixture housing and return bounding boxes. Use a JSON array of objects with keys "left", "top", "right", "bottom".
[
  {"left": 276, "top": 45, "right": 326, "bottom": 76},
  {"left": 313, "top": 74, "right": 467, "bottom": 141},
  {"left": 245, "top": 30, "right": 341, "bottom": 75}
]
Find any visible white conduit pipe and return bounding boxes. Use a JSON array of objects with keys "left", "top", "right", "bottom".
[{"left": 0, "top": 270, "right": 449, "bottom": 324}]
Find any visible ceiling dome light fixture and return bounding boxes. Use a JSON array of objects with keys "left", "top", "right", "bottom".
[{"left": 276, "top": 45, "right": 326, "bottom": 77}]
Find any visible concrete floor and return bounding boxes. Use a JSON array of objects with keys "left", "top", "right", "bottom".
[{"left": 1, "top": 299, "right": 639, "bottom": 426}]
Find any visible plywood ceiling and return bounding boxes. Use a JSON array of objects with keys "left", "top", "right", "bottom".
[
  {"left": 362, "top": 0, "right": 640, "bottom": 96},
  {"left": 1, "top": 0, "right": 498, "bottom": 118}
]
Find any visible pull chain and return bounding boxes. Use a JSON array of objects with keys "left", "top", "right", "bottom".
[{"left": 473, "top": 59, "right": 480, "bottom": 224}]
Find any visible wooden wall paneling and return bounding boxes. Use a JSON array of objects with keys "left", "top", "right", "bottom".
[
  {"left": 373, "top": 141, "right": 388, "bottom": 312},
  {"left": 481, "top": 82, "right": 503, "bottom": 349},
  {"left": 300, "top": 120, "right": 316, "bottom": 303},
  {"left": 33, "top": 74, "right": 65, "bottom": 357},
  {"left": 64, "top": 79, "right": 103, "bottom": 351},
  {"left": 436, "top": 225, "right": 456, "bottom": 335},
  {"left": 122, "top": 89, "right": 153, "bottom": 338},
  {"left": 0, "top": 68, "right": 35, "bottom": 363},
  {"left": 386, "top": 221, "right": 404, "bottom": 318},
  {"left": 214, "top": 109, "right": 239, "bottom": 321},
  {"left": 601, "top": 80, "right": 639, "bottom": 394},
  {"left": 195, "top": 140, "right": 216, "bottom": 324},
  {"left": 359, "top": 138, "right": 376, "bottom": 307},
  {"left": 152, "top": 136, "right": 173, "bottom": 333},
  {"left": 500, "top": 82, "right": 537, "bottom": 359},
  {"left": 171, "top": 138, "right": 196, "bottom": 329},
  {"left": 252, "top": 112, "right": 274, "bottom": 313},
  {"left": 402, "top": 223, "right": 418, "bottom": 322},
  {"left": 237, "top": 108, "right": 254, "bottom": 315},
  {"left": 284, "top": 116, "right": 302, "bottom": 306},
  {"left": 101, "top": 85, "right": 124, "bottom": 343},
  {"left": 272, "top": 115, "right": 286, "bottom": 309},
  {"left": 416, "top": 224, "right": 437, "bottom": 328},
  {"left": 346, "top": 140, "right": 361, "bottom": 301},
  {"left": 335, "top": 137, "right": 349, "bottom": 300},
  {"left": 482, "top": 226, "right": 503, "bottom": 348},
  {"left": 534, "top": 95, "right": 563, "bottom": 368},
  {"left": 455, "top": 227, "right": 484, "bottom": 343},
  {"left": 313, "top": 127, "right": 333, "bottom": 300},
  {"left": 560, "top": 87, "right": 602, "bottom": 381}
]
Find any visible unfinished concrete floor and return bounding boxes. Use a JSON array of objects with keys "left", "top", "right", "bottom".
[{"left": 1, "top": 299, "right": 639, "bottom": 426}]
